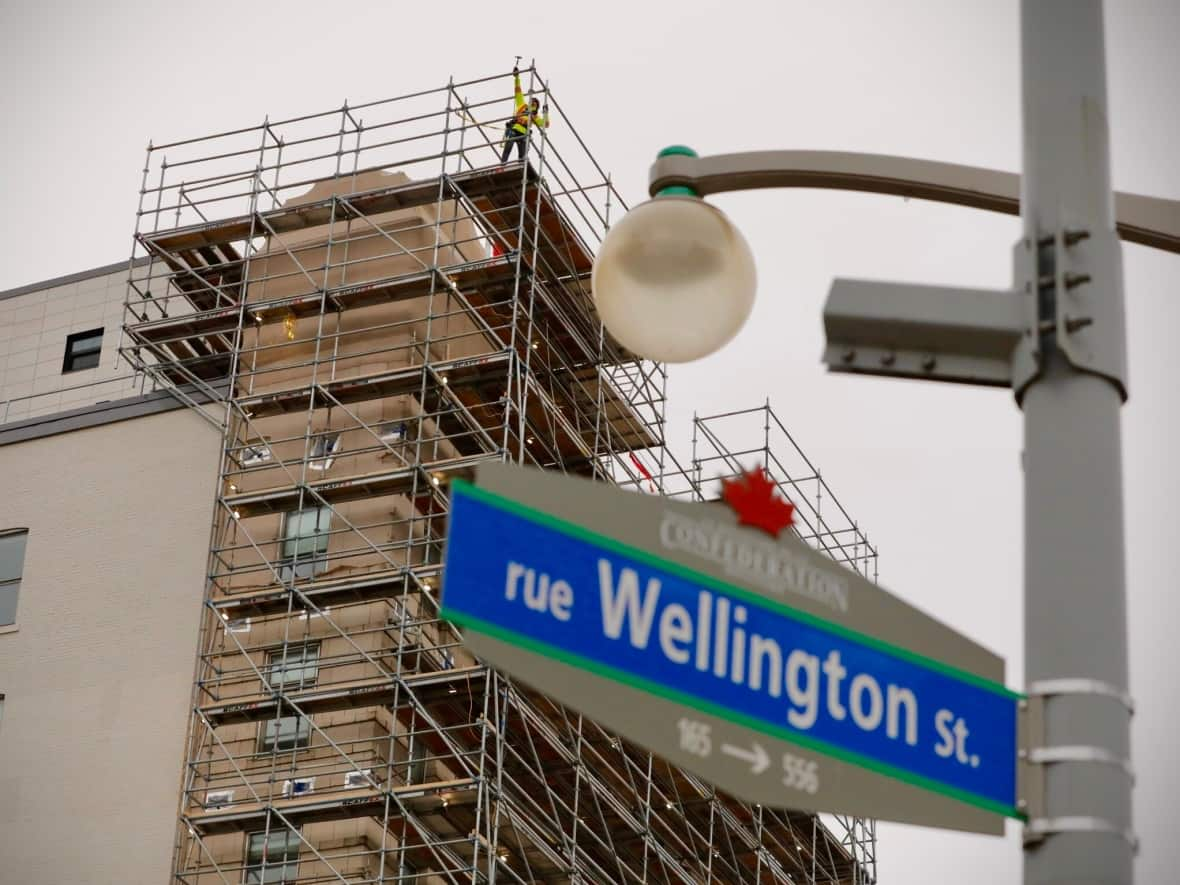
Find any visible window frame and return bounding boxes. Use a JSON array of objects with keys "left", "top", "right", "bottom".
[
  {"left": 61, "top": 328, "right": 104, "bottom": 373},
  {"left": 265, "top": 642, "right": 321, "bottom": 690},
  {"left": 258, "top": 714, "right": 312, "bottom": 753},
  {"left": 241, "top": 444, "right": 272, "bottom": 468},
  {"left": 307, "top": 432, "right": 342, "bottom": 472},
  {"left": 244, "top": 827, "right": 302, "bottom": 884},
  {"left": 279, "top": 506, "right": 331, "bottom": 581},
  {"left": 0, "top": 529, "right": 29, "bottom": 628}
]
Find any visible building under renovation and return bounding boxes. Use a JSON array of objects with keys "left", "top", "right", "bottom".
[{"left": 0, "top": 70, "right": 877, "bottom": 884}]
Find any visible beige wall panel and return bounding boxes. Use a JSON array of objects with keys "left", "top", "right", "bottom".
[
  {"left": 0, "top": 406, "right": 220, "bottom": 883},
  {"left": 0, "top": 267, "right": 141, "bottom": 423}
]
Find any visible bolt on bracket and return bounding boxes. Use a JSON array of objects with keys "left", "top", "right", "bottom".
[{"left": 1013, "top": 227, "right": 1128, "bottom": 402}]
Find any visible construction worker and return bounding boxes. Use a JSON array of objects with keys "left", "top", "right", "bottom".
[{"left": 500, "top": 66, "right": 548, "bottom": 163}]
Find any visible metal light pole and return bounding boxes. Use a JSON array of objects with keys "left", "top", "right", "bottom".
[
  {"left": 1019, "top": 3, "right": 1133, "bottom": 883},
  {"left": 589, "top": 1, "right": 1177, "bottom": 880}
]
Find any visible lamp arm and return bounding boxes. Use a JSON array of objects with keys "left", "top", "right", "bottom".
[{"left": 648, "top": 149, "right": 1180, "bottom": 255}]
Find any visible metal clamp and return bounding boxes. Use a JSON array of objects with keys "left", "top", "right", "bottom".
[
  {"left": 1026, "top": 678, "right": 1134, "bottom": 714},
  {"left": 1024, "top": 745, "right": 1134, "bottom": 781},
  {"left": 1018, "top": 682, "right": 1136, "bottom": 846},
  {"left": 1025, "top": 816, "right": 1138, "bottom": 852}
]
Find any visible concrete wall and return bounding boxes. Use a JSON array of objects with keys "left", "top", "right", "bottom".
[
  {"left": 0, "top": 405, "right": 220, "bottom": 882},
  {"left": 0, "top": 264, "right": 142, "bottom": 424}
]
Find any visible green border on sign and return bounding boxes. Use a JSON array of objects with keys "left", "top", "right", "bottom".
[
  {"left": 442, "top": 607, "right": 1024, "bottom": 821},
  {"left": 450, "top": 478, "right": 1021, "bottom": 701}
]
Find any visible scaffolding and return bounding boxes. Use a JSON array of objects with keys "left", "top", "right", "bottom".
[{"left": 120, "top": 69, "right": 877, "bottom": 885}]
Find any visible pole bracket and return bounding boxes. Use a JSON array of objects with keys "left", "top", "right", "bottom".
[
  {"left": 1013, "top": 227, "right": 1128, "bottom": 402},
  {"left": 1026, "top": 677, "right": 1134, "bottom": 714},
  {"left": 1019, "top": 681, "right": 1136, "bottom": 849},
  {"left": 1023, "top": 745, "right": 1134, "bottom": 780},
  {"left": 1024, "top": 816, "right": 1138, "bottom": 852}
]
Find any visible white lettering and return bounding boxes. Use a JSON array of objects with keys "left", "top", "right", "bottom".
[
  {"left": 712, "top": 597, "right": 730, "bottom": 678},
  {"left": 597, "top": 559, "right": 660, "bottom": 649},
  {"left": 730, "top": 605, "right": 747, "bottom": 684},
  {"left": 849, "top": 674, "right": 884, "bottom": 732},
  {"left": 504, "top": 561, "right": 525, "bottom": 600},
  {"left": 549, "top": 580, "right": 573, "bottom": 621},
  {"left": 748, "top": 635, "right": 782, "bottom": 697},
  {"left": 658, "top": 510, "right": 850, "bottom": 613},
  {"left": 822, "top": 650, "right": 847, "bottom": 721},
  {"left": 694, "top": 591, "right": 712, "bottom": 672},
  {"left": 933, "top": 708, "right": 955, "bottom": 757},
  {"left": 785, "top": 650, "right": 820, "bottom": 729},
  {"left": 886, "top": 685, "right": 918, "bottom": 745},
  {"left": 658, "top": 604, "right": 693, "bottom": 663},
  {"left": 954, "top": 717, "right": 971, "bottom": 764},
  {"left": 523, "top": 570, "right": 544, "bottom": 611}
]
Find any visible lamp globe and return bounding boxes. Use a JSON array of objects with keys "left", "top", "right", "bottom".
[{"left": 592, "top": 194, "right": 756, "bottom": 363}]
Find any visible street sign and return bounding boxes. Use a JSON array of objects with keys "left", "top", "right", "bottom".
[{"left": 441, "top": 463, "right": 1021, "bottom": 834}]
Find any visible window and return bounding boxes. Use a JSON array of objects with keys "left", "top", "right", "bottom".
[
  {"left": 0, "top": 529, "right": 28, "bottom": 627},
  {"left": 307, "top": 433, "right": 341, "bottom": 471},
  {"left": 407, "top": 738, "right": 430, "bottom": 784},
  {"left": 280, "top": 507, "right": 331, "bottom": 581},
  {"left": 241, "top": 444, "right": 272, "bottom": 467},
  {"left": 378, "top": 422, "right": 407, "bottom": 443},
  {"left": 62, "top": 328, "right": 103, "bottom": 373},
  {"left": 266, "top": 643, "right": 320, "bottom": 690},
  {"left": 245, "top": 828, "right": 301, "bottom": 883},
  {"left": 259, "top": 714, "right": 311, "bottom": 752}
]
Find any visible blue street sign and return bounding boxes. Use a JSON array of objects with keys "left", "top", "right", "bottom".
[{"left": 441, "top": 467, "right": 1021, "bottom": 832}]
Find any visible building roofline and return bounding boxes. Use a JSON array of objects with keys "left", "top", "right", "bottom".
[
  {"left": 0, "top": 256, "right": 150, "bottom": 303},
  {"left": 0, "top": 383, "right": 224, "bottom": 447}
]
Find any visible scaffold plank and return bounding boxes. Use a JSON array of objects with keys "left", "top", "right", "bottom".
[
  {"left": 125, "top": 257, "right": 520, "bottom": 348},
  {"left": 210, "top": 565, "right": 441, "bottom": 619},
  {"left": 225, "top": 452, "right": 495, "bottom": 518},
  {"left": 143, "top": 165, "right": 538, "bottom": 254},
  {"left": 186, "top": 777, "right": 478, "bottom": 836},
  {"left": 201, "top": 666, "right": 488, "bottom": 726},
  {"left": 236, "top": 351, "right": 511, "bottom": 420}
]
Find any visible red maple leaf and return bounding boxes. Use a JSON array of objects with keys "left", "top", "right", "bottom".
[{"left": 721, "top": 466, "right": 795, "bottom": 538}]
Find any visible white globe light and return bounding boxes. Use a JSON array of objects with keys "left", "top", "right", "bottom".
[{"left": 592, "top": 196, "right": 757, "bottom": 363}]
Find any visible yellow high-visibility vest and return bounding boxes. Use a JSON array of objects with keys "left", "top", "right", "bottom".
[{"left": 509, "top": 75, "right": 548, "bottom": 134}]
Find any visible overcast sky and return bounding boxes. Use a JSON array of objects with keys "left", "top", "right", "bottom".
[{"left": 2, "top": 1, "right": 1177, "bottom": 881}]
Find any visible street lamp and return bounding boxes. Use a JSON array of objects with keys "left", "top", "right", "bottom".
[
  {"left": 591, "top": 149, "right": 756, "bottom": 362},
  {"left": 592, "top": 3, "right": 1180, "bottom": 884}
]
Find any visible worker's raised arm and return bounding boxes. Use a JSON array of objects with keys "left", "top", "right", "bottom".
[{"left": 513, "top": 68, "right": 525, "bottom": 110}]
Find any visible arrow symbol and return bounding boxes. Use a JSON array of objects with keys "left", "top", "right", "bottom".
[{"left": 720, "top": 741, "right": 770, "bottom": 774}]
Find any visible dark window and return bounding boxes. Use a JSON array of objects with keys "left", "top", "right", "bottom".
[
  {"left": 245, "top": 828, "right": 301, "bottom": 883},
  {"left": 408, "top": 738, "right": 431, "bottom": 784},
  {"left": 259, "top": 714, "right": 311, "bottom": 752},
  {"left": 62, "top": 328, "right": 103, "bottom": 373},
  {"left": 0, "top": 529, "right": 28, "bottom": 627}
]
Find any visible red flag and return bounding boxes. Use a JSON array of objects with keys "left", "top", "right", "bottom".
[{"left": 629, "top": 452, "right": 656, "bottom": 493}]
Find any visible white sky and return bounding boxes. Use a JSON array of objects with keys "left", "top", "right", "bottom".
[{"left": 2, "top": 1, "right": 1177, "bottom": 881}]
